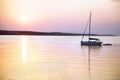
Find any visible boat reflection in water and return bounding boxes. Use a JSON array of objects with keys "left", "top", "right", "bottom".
[{"left": 81, "top": 46, "right": 101, "bottom": 80}]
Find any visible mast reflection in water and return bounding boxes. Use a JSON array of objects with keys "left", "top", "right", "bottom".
[{"left": 81, "top": 46, "right": 101, "bottom": 80}]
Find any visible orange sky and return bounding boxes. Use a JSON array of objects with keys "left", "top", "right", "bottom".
[{"left": 0, "top": 0, "right": 120, "bottom": 35}]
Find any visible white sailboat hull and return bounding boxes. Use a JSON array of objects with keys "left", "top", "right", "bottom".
[{"left": 81, "top": 41, "right": 102, "bottom": 46}]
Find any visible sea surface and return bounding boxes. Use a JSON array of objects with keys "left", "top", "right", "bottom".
[{"left": 0, "top": 35, "right": 120, "bottom": 80}]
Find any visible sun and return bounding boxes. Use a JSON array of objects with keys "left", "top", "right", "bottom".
[{"left": 21, "top": 15, "right": 29, "bottom": 23}]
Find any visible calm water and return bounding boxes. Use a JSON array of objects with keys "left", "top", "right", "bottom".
[{"left": 0, "top": 35, "right": 120, "bottom": 80}]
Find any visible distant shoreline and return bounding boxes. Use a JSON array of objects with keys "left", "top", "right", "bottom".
[{"left": 0, "top": 30, "right": 115, "bottom": 36}]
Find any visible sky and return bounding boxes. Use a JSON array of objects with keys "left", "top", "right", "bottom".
[{"left": 0, "top": 0, "right": 120, "bottom": 35}]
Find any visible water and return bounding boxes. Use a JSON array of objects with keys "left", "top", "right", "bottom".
[{"left": 0, "top": 35, "right": 120, "bottom": 80}]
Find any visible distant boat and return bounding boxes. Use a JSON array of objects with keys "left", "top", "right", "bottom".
[
  {"left": 103, "top": 43, "right": 112, "bottom": 46},
  {"left": 81, "top": 11, "right": 103, "bottom": 46}
]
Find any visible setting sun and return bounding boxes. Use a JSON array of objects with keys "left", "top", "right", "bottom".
[{"left": 20, "top": 15, "right": 29, "bottom": 23}]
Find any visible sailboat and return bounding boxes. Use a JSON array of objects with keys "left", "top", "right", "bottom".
[{"left": 81, "top": 11, "right": 103, "bottom": 46}]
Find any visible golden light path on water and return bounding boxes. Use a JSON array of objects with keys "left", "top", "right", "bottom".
[{"left": 21, "top": 36, "right": 27, "bottom": 64}]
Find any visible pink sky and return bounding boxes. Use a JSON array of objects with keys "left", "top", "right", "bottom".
[{"left": 0, "top": 0, "right": 120, "bottom": 35}]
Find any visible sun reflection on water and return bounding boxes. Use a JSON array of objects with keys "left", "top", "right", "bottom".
[{"left": 21, "top": 36, "right": 27, "bottom": 64}]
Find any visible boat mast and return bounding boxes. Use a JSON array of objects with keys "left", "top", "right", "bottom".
[{"left": 88, "top": 11, "right": 92, "bottom": 41}]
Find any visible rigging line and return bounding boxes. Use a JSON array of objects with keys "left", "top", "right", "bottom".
[
  {"left": 81, "top": 15, "right": 90, "bottom": 41},
  {"left": 89, "top": 11, "right": 92, "bottom": 41}
]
